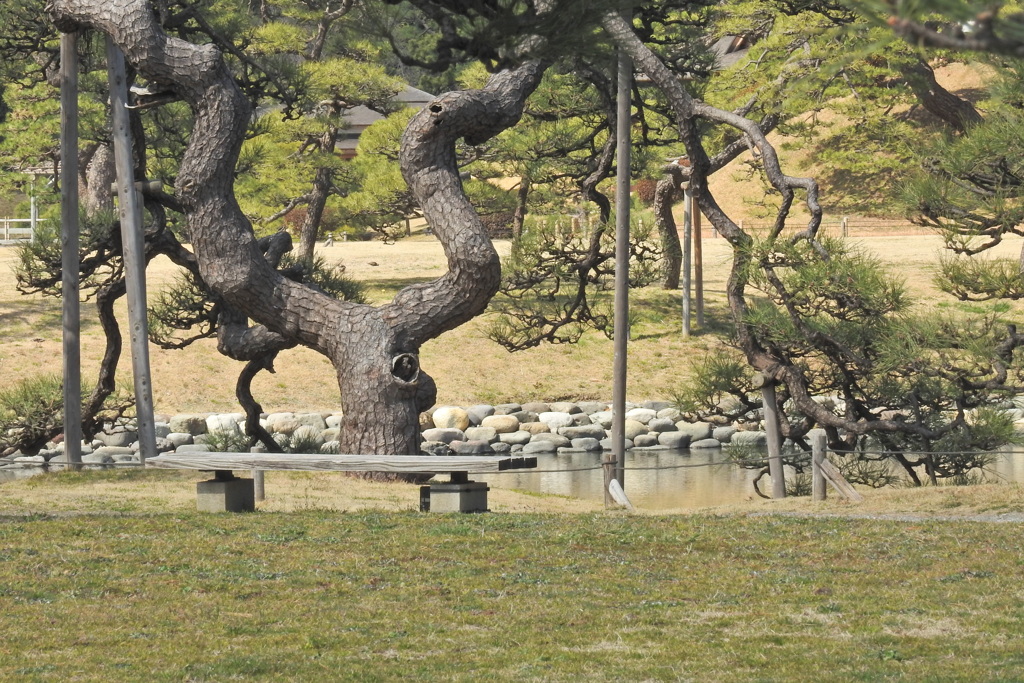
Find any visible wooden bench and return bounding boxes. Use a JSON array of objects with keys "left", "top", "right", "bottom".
[{"left": 146, "top": 452, "right": 538, "bottom": 513}]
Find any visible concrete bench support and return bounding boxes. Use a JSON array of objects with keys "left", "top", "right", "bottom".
[
  {"left": 421, "top": 472, "right": 490, "bottom": 513},
  {"left": 196, "top": 471, "right": 255, "bottom": 513}
]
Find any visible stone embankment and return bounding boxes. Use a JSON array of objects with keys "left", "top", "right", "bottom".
[{"left": 1, "top": 400, "right": 770, "bottom": 467}]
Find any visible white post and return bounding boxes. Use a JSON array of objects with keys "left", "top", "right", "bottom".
[
  {"left": 106, "top": 38, "right": 157, "bottom": 464},
  {"left": 30, "top": 195, "right": 37, "bottom": 244}
]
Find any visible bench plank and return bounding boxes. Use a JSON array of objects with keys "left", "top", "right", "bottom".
[{"left": 147, "top": 452, "right": 535, "bottom": 474}]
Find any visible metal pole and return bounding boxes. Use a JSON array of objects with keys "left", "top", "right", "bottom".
[
  {"left": 608, "top": 33, "right": 632, "bottom": 506},
  {"left": 61, "top": 32, "right": 82, "bottom": 470},
  {"left": 682, "top": 186, "right": 692, "bottom": 337},
  {"left": 106, "top": 38, "right": 157, "bottom": 464},
  {"left": 761, "top": 381, "right": 786, "bottom": 498},
  {"left": 694, "top": 201, "right": 703, "bottom": 328}
]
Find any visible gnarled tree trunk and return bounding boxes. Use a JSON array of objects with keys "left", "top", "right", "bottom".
[{"left": 50, "top": 0, "right": 546, "bottom": 455}]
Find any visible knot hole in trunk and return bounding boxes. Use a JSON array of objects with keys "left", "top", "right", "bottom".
[{"left": 391, "top": 353, "right": 420, "bottom": 383}]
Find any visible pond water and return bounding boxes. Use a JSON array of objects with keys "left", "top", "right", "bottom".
[
  {"left": 481, "top": 447, "right": 1024, "bottom": 511},
  {"left": 4, "top": 448, "right": 1024, "bottom": 510}
]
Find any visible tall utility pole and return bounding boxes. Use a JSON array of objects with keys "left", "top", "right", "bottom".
[
  {"left": 60, "top": 32, "right": 82, "bottom": 469},
  {"left": 607, "top": 28, "right": 632, "bottom": 507}
]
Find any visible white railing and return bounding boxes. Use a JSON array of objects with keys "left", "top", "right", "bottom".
[{"left": 0, "top": 197, "right": 37, "bottom": 245}]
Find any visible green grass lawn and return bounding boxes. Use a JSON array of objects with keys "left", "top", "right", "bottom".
[{"left": 1, "top": 495, "right": 1022, "bottom": 681}]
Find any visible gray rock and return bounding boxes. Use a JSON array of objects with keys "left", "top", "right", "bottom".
[
  {"left": 165, "top": 432, "right": 193, "bottom": 447},
  {"left": 207, "top": 413, "right": 243, "bottom": 435},
  {"left": 493, "top": 403, "right": 522, "bottom": 415},
  {"left": 295, "top": 413, "right": 328, "bottom": 431},
  {"left": 538, "top": 412, "right": 575, "bottom": 430},
  {"left": 730, "top": 431, "right": 768, "bottom": 448},
  {"left": 624, "top": 419, "right": 648, "bottom": 441},
  {"left": 529, "top": 432, "right": 571, "bottom": 448},
  {"left": 522, "top": 440, "right": 558, "bottom": 454},
  {"left": 269, "top": 417, "right": 301, "bottom": 436},
  {"left": 600, "top": 437, "right": 634, "bottom": 451},
  {"left": 320, "top": 441, "right": 340, "bottom": 454},
  {"left": 130, "top": 437, "right": 175, "bottom": 454},
  {"left": 548, "top": 401, "right": 582, "bottom": 415},
  {"left": 421, "top": 441, "right": 453, "bottom": 456},
  {"left": 570, "top": 437, "right": 603, "bottom": 452},
  {"left": 570, "top": 413, "right": 594, "bottom": 426},
  {"left": 96, "top": 430, "right": 137, "bottom": 448},
  {"left": 466, "top": 404, "right": 495, "bottom": 426},
  {"left": 642, "top": 401, "right": 674, "bottom": 412},
  {"left": 421, "top": 428, "right": 466, "bottom": 445},
  {"left": 481, "top": 415, "right": 520, "bottom": 434},
  {"left": 154, "top": 423, "right": 171, "bottom": 439},
  {"left": 510, "top": 443, "right": 524, "bottom": 453},
  {"left": 691, "top": 438, "right": 722, "bottom": 449},
  {"left": 112, "top": 452, "right": 141, "bottom": 463},
  {"left": 625, "top": 408, "right": 657, "bottom": 424},
  {"left": 647, "top": 418, "right": 677, "bottom": 433},
  {"left": 82, "top": 452, "right": 115, "bottom": 464},
  {"left": 675, "top": 421, "right": 714, "bottom": 441},
  {"left": 559, "top": 424, "right": 607, "bottom": 440},
  {"left": 432, "top": 406, "right": 471, "bottom": 431},
  {"left": 321, "top": 428, "right": 341, "bottom": 443},
  {"left": 291, "top": 424, "right": 325, "bottom": 450},
  {"left": 577, "top": 401, "right": 608, "bottom": 415},
  {"left": 498, "top": 430, "right": 533, "bottom": 446},
  {"left": 519, "top": 421, "right": 551, "bottom": 435},
  {"left": 175, "top": 444, "right": 213, "bottom": 453},
  {"left": 590, "top": 410, "right": 614, "bottom": 429},
  {"left": 325, "top": 414, "right": 343, "bottom": 429},
  {"left": 658, "top": 432, "right": 692, "bottom": 449},
  {"left": 656, "top": 407, "right": 682, "bottom": 422},
  {"left": 634, "top": 434, "right": 660, "bottom": 448},
  {"left": 521, "top": 402, "right": 551, "bottom": 414},
  {"left": 13, "top": 455, "right": 45, "bottom": 463},
  {"left": 509, "top": 410, "right": 540, "bottom": 424},
  {"left": 490, "top": 442, "right": 512, "bottom": 454},
  {"left": 450, "top": 440, "right": 492, "bottom": 455},
  {"left": 465, "top": 426, "right": 498, "bottom": 443},
  {"left": 712, "top": 426, "right": 737, "bottom": 443}
]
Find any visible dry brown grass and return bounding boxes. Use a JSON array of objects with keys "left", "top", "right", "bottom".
[{"left": 2, "top": 228, "right": 1023, "bottom": 415}]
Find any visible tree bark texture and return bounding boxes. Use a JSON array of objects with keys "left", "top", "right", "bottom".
[
  {"left": 653, "top": 172, "right": 681, "bottom": 289},
  {"left": 50, "top": 0, "right": 545, "bottom": 455}
]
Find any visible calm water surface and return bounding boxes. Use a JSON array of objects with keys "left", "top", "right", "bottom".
[{"left": 481, "top": 447, "right": 1024, "bottom": 510}]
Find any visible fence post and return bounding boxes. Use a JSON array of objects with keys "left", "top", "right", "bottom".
[
  {"left": 812, "top": 432, "right": 826, "bottom": 501},
  {"left": 841, "top": 216, "right": 848, "bottom": 237},
  {"left": 30, "top": 196, "right": 37, "bottom": 244},
  {"left": 253, "top": 470, "right": 265, "bottom": 502},
  {"left": 682, "top": 186, "right": 692, "bottom": 338},
  {"left": 756, "top": 374, "right": 786, "bottom": 499},
  {"left": 107, "top": 37, "right": 158, "bottom": 464}
]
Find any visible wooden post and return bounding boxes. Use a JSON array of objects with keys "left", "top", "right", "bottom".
[
  {"left": 681, "top": 186, "right": 692, "bottom": 338},
  {"left": 812, "top": 431, "right": 826, "bottom": 501},
  {"left": 60, "top": 32, "right": 82, "bottom": 470},
  {"left": 693, "top": 200, "right": 703, "bottom": 328},
  {"left": 106, "top": 38, "right": 157, "bottom": 464},
  {"left": 757, "top": 377, "right": 786, "bottom": 498},
  {"left": 608, "top": 35, "right": 632, "bottom": 505},
  {"left": 818, "top": 458, "right": 864, "bottom": 502},
  {"left": 253, "top": 469, "right": 265, "bottom": 502}
]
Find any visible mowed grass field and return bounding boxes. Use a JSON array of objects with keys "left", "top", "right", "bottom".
[
  {"left": 2, "top": 227, "right": 1023, "bottom": 416},
  {"left": 0, "top": 470, "right": 1022, "bottom": 682}
]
